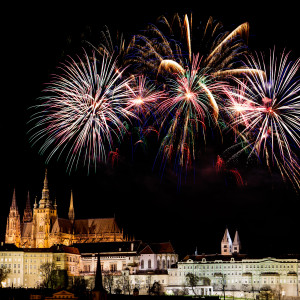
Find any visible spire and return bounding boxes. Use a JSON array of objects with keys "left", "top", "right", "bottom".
[
  {"left": 233, "top": 230, "right": 241, "bottom": 253},
  {"left": 93, "top": 253, "right": 105, "bottom": 292},
  {"left": 23, "top": 191, "right": 33, "bottom": 223},
  {"left": 221, "top": 227, "right": 232, "bottom": 255},
  {"left": 222, "top": 227, "right": 232, "bottom": 243},
  {"left": 68, "top": 190, "right": 75, "bottom": 221},
  {"left": 10, "top": 188, "right": 18, "bottom": 211},
  {"left": 40, "top": 169, "right": 52, "bottom": 208},
  {"left": 6, "top": 189, "right": 21, "bottom": 246}
]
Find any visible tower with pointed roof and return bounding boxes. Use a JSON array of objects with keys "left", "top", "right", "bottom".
[
  {"left": 32, "top": 169, "right": 57, "bottom": 248},
  {"left": 232, "top": 230, "right": 241, "bottom": 254},
  {"left": 221, "top": 227, "right": 232, "bottom": 255},
  {"left": 5, "top": 169, "right": 126, "bottom": 248},
  {"left": 23, "top": 191, "right": 33, "bottom": 223},
  {"left": 68, "top": 190, "right": 75, "bottom": 222},
  {"left": 5, "top": 189, "right": 21, "bottom": 247}
]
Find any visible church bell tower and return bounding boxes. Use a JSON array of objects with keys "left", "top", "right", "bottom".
[
  {"left": 5, "top": 189, "right": 21, "bottom": 247},
  {"left": 32, "top": 169, "right": 57, "bottom": 248},
  {"left": 221, "top": 227, "right": 232, "bottom": 255}
]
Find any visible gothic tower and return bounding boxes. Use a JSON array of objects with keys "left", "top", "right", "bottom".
[
  {"left": 232, "top": 230, "right": 241, "bottom": 254},
  {"left": 23, "top": 191, "right": 33, "bottom": 223},
  {"left": 32, "top": 169, "right": 57, "bottom": 248},
  {"left": 5, "top": 189, "right": 21, "bottom": 247},
  {"left": 221, "top": 227, "right": 232, "bottom": 255},
  {"left": 68, "top": 190, "right": 75, "bottom": 222}
]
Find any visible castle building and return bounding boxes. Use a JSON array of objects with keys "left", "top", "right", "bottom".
[
  {"left": 167, "top": 228, "right": 300, "bottom": 297},
  {"left": 5, "top": 170, "right": 125, "bottom": 248}
]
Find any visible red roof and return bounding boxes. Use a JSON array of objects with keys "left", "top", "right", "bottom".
[{"left": 139, "top": 242, "right": 175, "bottom": 255}]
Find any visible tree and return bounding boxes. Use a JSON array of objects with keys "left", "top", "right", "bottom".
[
  {"left": 119, "top": 272, "right": 132, "bottom": 295},
  {"left": 199, "top": 276, "right": 211, "bottom": 286},
  {"left": 260, "top": 285, "right": 274, "bottom": 300},
  {"left": 55, "top": 270, "right": 69, "bottom": 290},
  {"left": 0, "top": 266, "right": 10, "bottom": 287},
  {"left": 213, "top": 274, "right": 227, "bottom": 300},
  {"left": 150, "top": 281, "right": 162, "bottom": 296},
  {"left": 186, "top": 272, "right": 200, "bottom": 295},
  {"left": 39, "top": 262, "right": 57, "bottom": 289},
  {"left": 103, "top": 273, "right": 114, "bottom": 294},
  {"left": 72, "top": 276, "right": 87, "bottom": 295},
  {"left": 221, "top": 274, "right": 227, "bottom": 300}
]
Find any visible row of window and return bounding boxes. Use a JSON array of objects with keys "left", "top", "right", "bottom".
[
  {"left": 181, "top": 264, "right": 296, "bottom": 270},
  {"left": 140, "top": 259, "right": 171, "bottom": 269}
]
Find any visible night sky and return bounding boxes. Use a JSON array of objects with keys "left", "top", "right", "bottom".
[{"left": 1, "top": 3, "right": 299, "bottom": 259}]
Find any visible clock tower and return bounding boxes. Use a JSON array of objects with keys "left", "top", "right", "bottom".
[{"left": 32, "top": 169, "right": 57, "bottom": 248}]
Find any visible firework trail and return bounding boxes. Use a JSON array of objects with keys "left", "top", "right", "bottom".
[
  {"left": 223, "top": 49, "right": 300, "bottom": 190},
  {"left": 126, "top": 75, "right": 165, "bottom": 119},
  {"left": 131, "top": 14, "right": 253, "bottom": 79},
  {"left": 154, "top": 54, "right": 225, "bottom": 181},
  {"left": 29, "top": 50, "right": 136, "bottom": 173},
  {"left": 216, "top": 155, "right": 244, "bottom": 186},
  {"left": 125, "top": 75, "right": 166, "bottom": 158}
]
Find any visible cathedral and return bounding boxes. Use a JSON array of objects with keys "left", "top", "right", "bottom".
[{"left": 5, "top": 170, "right": 125, "bottom": 248}]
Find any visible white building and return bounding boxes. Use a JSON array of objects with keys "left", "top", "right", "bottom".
[
  {"left": 76, "top": 240, "right": 178, "bottom": 294},
  {"left": 167, "top": 228, "right": 300, "bottom": 298},
  {"left": 0, "top": 243, "right": 80, "bottom": 288}
]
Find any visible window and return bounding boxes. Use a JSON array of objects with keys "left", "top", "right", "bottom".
[
  {"left": 110, "top": 264, "right": 117, "bottom": 272},
  {"left": 148, "top": 259, "right": 151, "bottom": 269},
  {"left": 157, "top": 260, "right": 161, "bottom": 269},
  {"left": 141, "top": 260, "right": 144, "bottom": 269}
]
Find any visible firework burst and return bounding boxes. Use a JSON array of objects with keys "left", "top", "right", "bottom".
[
  {"left": 131, "top": 13, "right": 253, "bottom": 80},
  {"left": 29, "top": 50, "right": 136, "bottom": 173},
  {"left": 155, "top": 54, "right": 225, "bottom": 180},
  {"left": 223, "top": 49, "right": 300, "bottom": 189}
]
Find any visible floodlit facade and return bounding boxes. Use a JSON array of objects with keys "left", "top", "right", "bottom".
[
  {"left": 5, "top": 170, "right": 126, "bottom": 249},
  {"left": 167, "top": 228, "right": 300, "bottom": 297}
]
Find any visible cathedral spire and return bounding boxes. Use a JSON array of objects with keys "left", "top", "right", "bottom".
[
  {"left": 23, "top": 191, "right": 33, "bottom": 223},
  {"left": 6, "top": 189, "right": 21, "bottom": 246},
  {"left": 221, "top": 227, "right": 232, "bottom": 255},
  {"left": 233, "top": 230, "right": 241, "bottom": 254},
  {"left": 11, "top": 188, "right": 18, "bottom": 211},
  {"left": 40, "top": 169, "right": 52, "bottom": 208},
  {"left": 68, "top": 190, "right": 75, "bottom": 221}
]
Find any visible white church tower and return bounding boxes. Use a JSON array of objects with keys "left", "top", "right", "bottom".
[
  {"left": 232, "top": 230, "right": 241, "bottom": 254},
  {"left": 221, "top": 227, "right": 232, "bottom": 255}
]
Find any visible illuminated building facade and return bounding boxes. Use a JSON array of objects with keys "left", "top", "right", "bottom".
[
  {"left": 0, "top": 243, "right": 80, "bottom": 288},
  {"left": 5, "top": 170, "right": 125, "bottom": 248},
  {"left": 167, "top": 228, "right": 300, "bottom": 297}
]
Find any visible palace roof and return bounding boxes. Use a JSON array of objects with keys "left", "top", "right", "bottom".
[{"left": 139, "top": 242, "right": 176, "bottom": 255}]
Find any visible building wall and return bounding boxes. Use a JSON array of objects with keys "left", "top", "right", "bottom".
[
  {"left": 0, "top": 250, "right": 24, "bottom": 287},
  {"left": 139, "top": 254, "right": 178, "bottom": 271},
  {"left": 168, "top": 257, "right": 300, "bottom": 297},
  {"left": 23, "top": 251, "right": 53, "bottom": 288}
]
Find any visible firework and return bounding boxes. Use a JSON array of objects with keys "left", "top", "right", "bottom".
[
  {"left": 126, "top": 75, "right": 165, "bottom": 119},
  {"left": 216, "top": 155, "right": 244, "bottom": 187},
  {"left": 29, "top": 50, "right": 136, "bottom": 172},
  {"left": 223, "top": 49, "right": 300, "bottom": 189},
  {"left": 155, "top": 54, "right": 224, "bottom": 178},
  {"left": 132, "top": 14, "right": 253, "bottom": 79}
]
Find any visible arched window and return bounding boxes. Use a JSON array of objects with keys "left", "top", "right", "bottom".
[
  {"left": 148, "top": 259, "right": 151, "bottom": 269},
  {"left": 162, "top": 259, "right": 166, "bottom": 269},
  {"left": 157, "top": 260, "right": 161, "bottom": 269},
  {"left": 141, "top": 260, "right": 144, "bottom": 269}
]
